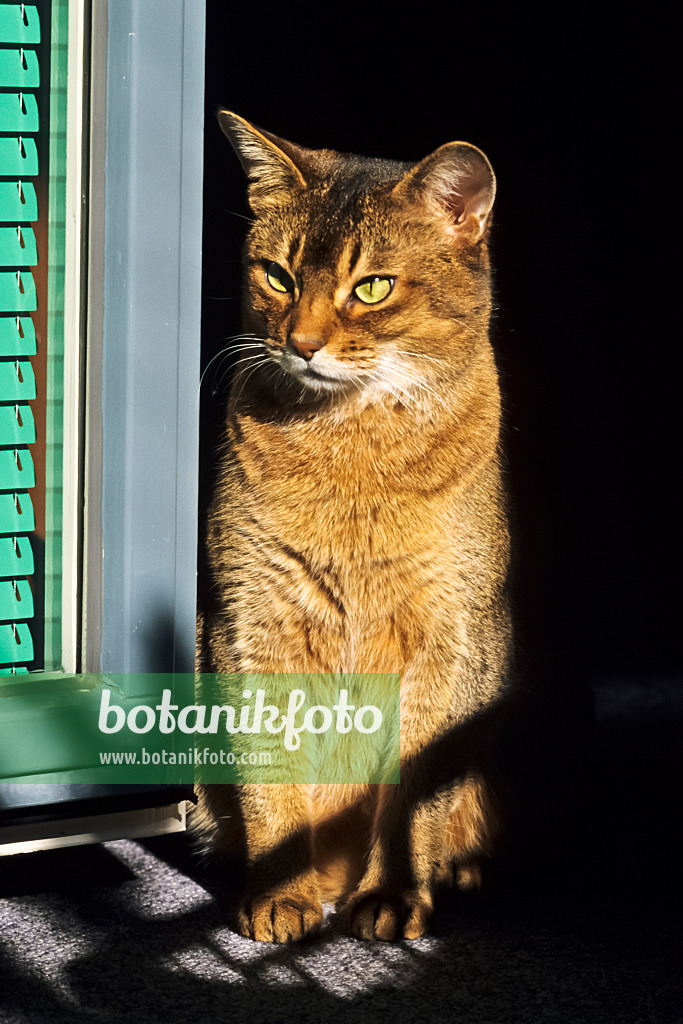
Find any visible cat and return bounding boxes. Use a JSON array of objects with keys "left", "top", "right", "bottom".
[{"left": 194, "top": 111, "right": 517, "bottom": 942}]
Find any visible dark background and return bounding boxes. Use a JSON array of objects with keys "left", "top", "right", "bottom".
[
  {"left": 0, "top": 15, "right": 677, "bottom": 1021},
  {"left": 201, "top": 6, "right": 678, "bottom": 686}
]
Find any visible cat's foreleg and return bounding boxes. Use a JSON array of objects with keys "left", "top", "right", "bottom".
[
  {"left": 195, "top": 778, "right": 323, "bottom": 942},
  {"left": 232, "top": 782, "right": 323, "bottom": 942},
  {"left": 342, "top": 722, "right": 497, "bottom": 940},
  {"left": 194, "top": 666, "right": 324, "bottom": 941}
]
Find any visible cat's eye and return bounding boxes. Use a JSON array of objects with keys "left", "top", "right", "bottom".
[
  {"left": 353, "top": 276, "right": 394, "bottom": 305},
  {"left": 265, "top": 261, "right": 294, "bottom": 294}
]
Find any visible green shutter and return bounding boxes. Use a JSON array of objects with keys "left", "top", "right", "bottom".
[{"left": 0, "top": 2, "right": 40, "bottom": 673}]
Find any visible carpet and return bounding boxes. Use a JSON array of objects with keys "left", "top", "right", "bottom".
[{"left": 0, "top": 679, "right": 680, "bottom": 1024}]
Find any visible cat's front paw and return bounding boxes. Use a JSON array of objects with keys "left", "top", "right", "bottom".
[
  {"left": 236, "top": 879, "right": 323, "bottom": 943},
  {"left": 343, "top": 889, "right": 432, "bottom": 941}
]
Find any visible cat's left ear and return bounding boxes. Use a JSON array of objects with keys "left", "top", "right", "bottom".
[{"left": 394, "top": 142, "right": 496, "bottom": 243}]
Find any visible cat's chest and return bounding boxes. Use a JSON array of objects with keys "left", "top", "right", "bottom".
[
  {"left": 230, "top": 428, "right": 455, "bottom": 562},
  {"left": 229, "top": 404, "right": 462, "bottom": 509},
  {"left": 220, "top": 407, "right": 473, "bottom": 579}
]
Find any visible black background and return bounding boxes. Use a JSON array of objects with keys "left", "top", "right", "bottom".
[{"left": 201, "top": 6, "right": 678, "bottom": 686}]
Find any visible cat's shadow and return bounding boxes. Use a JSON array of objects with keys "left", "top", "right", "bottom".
[
  {"left": 139, "top": 678, "right": 592, "bottom": 940},
  {"left": 2, "top": 688, "right": 678, "bottom": 1024}
]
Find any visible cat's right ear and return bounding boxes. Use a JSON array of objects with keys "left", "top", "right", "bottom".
[
  {"left": 393, "top": 141, "right": 496, "bottom": 244},
  {"left": 217, "top": 110, "right": 309, "bottom": 210}
]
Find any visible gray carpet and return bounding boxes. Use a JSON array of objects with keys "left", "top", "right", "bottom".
[{"left": 0, "top": 680, "right": 680, "bottom": 1024}]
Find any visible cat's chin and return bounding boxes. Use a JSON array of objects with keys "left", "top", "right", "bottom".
[
  {"left": 271, "top": 350, "right": 423, "bottom": 408},
  {"left": 274, "top": 351, "right": 360, "bottom": 396}
]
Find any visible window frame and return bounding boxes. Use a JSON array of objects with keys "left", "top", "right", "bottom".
[
  {"left": 0, "top": 0, "right": 204, "bottom": 789},
  {"left": 83, "top": 0, "right": 204, "bottom": 679}
]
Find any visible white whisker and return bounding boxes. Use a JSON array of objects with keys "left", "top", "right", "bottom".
[
  {"left": 199, "top": 335, "right": 268, "bottom": 399},
  {"left": 223, "top": 208, "right": 254, "bottom": 223},
  {"left": 232, "top": 354, "right": 271, "bottom": 403},
  {"left": 399, "top": 350, "right": 449, "bottom": 365},
  {"left": 214, "top": 352, "right": 268, "bottom": 394},
  {"left": 380, "top": 362, "right": 448, "bottom": 412},
  {"left": 450, "top": 316, "right": 479, "bottom": 337}
]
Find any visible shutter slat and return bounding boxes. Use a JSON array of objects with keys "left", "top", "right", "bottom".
[
  {"left": 0, "top": 448, "right": 35, "bottom": 490},
  {"left": 1, "top": 3, "right": 41, "bottom": 675},
  {"left": 0, "top": 578, "right": 33, "bottom": 620},
  {"left": 0, "top": 316, "right": 37, "bottom": 356},
  {"left": 0, "top": 272, "right": 38, "bottom": 312},
  {"left": 0, "top": 226, "right": 38, "bottom": 267},
  {"left": 0, "top": 182, "right": 39, "bottom": 223},
  {"left": 0, "top": 491, "right": 34, "bottom": 534},
  {"left": 0, "top": 5, "right": 41, "bottom": 44},
  {"left": 0, "top": 48, "right": 40, "bottom": 88},
  {"left": 0, "top": 403, "right": 35, "bottom": 445},
  {"left": 0, "top": 137, "right": 39, "bottom": 176},
  {"left": 0, "top": 359, "right": 36, "bottom": 399},
  {"left": 0, "top": 622, "right": 34, "bottom": 664},
  {"left": 0, "top": 92, "right": 39, "bottom": 132},
  {"left": 0, "top": 535, "right": 34, "bottom": 576}
]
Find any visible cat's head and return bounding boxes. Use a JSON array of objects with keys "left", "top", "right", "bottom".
[{"left": 218, "top": 111, "right": 496, "bottom": 406}]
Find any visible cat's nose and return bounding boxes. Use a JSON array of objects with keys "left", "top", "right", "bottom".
[{"left": 289, "top": 334, "right": 324, "bottom": 361}]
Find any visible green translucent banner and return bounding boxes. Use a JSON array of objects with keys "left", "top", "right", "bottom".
[{"left": 0, "top": 673, "right": 401, "bottom": 784}]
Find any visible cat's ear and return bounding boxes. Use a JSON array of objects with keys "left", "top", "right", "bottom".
[
  {"left": 217, "top": 110, "right": 310, "bottom": 208},
  {"left": 394, "top": 142, "right": 496, "bottom": 243}
]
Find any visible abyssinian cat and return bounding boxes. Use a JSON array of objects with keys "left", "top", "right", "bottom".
[{"left": 195, "top": 111, "right": 517, "bottom": 942}]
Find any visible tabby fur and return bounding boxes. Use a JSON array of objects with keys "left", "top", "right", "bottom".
[{"left": 195, "top": 111, "right": 516, "bottom": 942}]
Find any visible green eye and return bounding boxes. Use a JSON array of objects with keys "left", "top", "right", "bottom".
[
  {"left": 265, "top": 261, "right": 294, "bottom": 294},
  {"left": 353, "top": 276, "right": 394, "bottom": 304}
]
